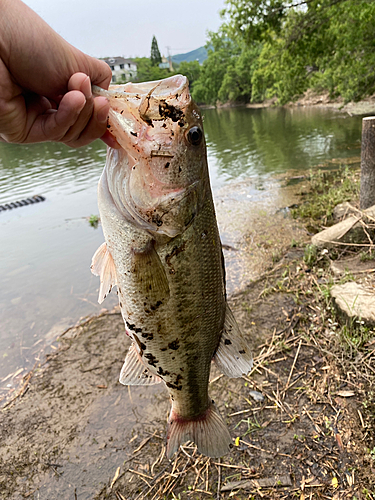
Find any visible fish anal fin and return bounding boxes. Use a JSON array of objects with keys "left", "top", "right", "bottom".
[
  {"left": 166, "top": 402, "right": 231, "bottom": 459},
  {"left": 91, "top": 242, "right": 117, "bottom": 304},
  {"left": 213, "top": 304, "right": 253, "bottom": 378},
  {"left": 119, "top": 343, "right": 162, "bottom": 386},
  {"left": 131, "top": 241, "right": 169, "bottom": 298}
]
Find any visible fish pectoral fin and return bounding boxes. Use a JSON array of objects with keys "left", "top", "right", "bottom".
[
  {"left": 131, "top": 241, "right": 170, "bottom": 298},
  {"left": 119, "top": 343, "right": 162, "bottom": 386},
  {"left": 91, "top": 242, "right": 117, "bottom": 304},
  {"left": 213, "top": 304, "right": 253, "bottom": 378}
]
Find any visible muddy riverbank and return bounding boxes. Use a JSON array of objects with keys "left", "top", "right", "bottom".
[{"left": 1, "top": 171, "right": 374, "bottom": 499}]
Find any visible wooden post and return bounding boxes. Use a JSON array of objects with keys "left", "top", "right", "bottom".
[{"left": 360, "top": 116, "right": 375, "bottom": 209}]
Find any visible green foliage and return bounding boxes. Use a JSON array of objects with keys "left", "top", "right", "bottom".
[
  {"left": 292, "top": 167, "right": 360, "bottom": 231},
  {"left": 88, "top": 215, "right": 99, "bottom": 228},
  {"left": 134, "top": 57, "right": 171, "bottom": 83},
  {"left": 150, "top": 35, "right": 162, "bottom": 66},
  {"left": 177, "top": 60, "right": 201, "bottom": 92},
  {"left": 192, "top": 0, "right": 375, "bottom": 105}
]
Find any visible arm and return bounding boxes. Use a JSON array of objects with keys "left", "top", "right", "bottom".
[{"left": 0, "top": 0, "right": 117, "bottom": 147}]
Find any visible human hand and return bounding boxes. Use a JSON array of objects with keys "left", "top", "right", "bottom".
[{"left": 0, "top": 0, "right": 118, "bottom": 148}]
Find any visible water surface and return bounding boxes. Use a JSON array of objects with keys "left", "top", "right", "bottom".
[{"left": 0, "top": 105, "right": 363, "bottom": 390}]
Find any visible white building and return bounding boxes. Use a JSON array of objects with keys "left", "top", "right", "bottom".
[{"left": 102, "top": 57, "right": 138, "bottom": 83}]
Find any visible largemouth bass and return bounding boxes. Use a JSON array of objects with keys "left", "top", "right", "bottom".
[{"left": 91, "top": 75, "right": 253, "bottom": 458}]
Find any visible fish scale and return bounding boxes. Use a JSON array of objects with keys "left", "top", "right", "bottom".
[{"left": 91, "top": 75, "right": 253, "bottom": 458}]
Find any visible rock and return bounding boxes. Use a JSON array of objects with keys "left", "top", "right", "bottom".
[
  {"left": 330, "top": 282, "right": 375, "bottom": 324},
  {"left": 312, "top": 203, "right": 375, "bottom": 248},
  {"left": 333, "top": 202, "right": 357, "bottom": 220},
  {"left": 330, "top": 254, "right": 375, "bottom": 276}
]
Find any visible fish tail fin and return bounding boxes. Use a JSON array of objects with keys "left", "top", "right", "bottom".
[{"left": 166, "top": 401, "right": 232, "bottom": 459}]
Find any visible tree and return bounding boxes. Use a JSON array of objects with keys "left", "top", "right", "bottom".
[
  {"left": 134, "top": 57, "right": 170, "bottom": 82},
  {"left": 150, "top": 35, "right": 162, "bottom": 66},
  {"left": 177, "top": 60, "right": 201, "bottom": 91}
]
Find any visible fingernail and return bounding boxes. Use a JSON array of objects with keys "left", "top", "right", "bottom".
[
  {"left": 96, "top": 97, "right": 109, "bottom": 122},
  {"left": 81, "top": 76, "right": 92, "bottom": 99}
]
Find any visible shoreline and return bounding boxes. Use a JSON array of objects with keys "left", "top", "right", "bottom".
[{"left": 202, "top": 90, "right": 375, "bottom": 116}]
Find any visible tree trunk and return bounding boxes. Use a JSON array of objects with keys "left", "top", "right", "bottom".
[{"left": 360, "top": 116, "right": 375, "bottom": 209}]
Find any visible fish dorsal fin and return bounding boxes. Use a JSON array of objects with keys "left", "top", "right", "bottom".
[
  {"left": 91, "top": 242, "right": 117, "bottom": 304},
  {"left": 119, "top": 343, "right": 162, "bottom": 386},
  {"left": 213, "top": 304, "right": 253, "bottom": 378}
]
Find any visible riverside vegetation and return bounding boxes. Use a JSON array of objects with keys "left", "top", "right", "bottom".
[
  {"left": 137, "top": 0, "right": 375, "bottom": 107},
  {"left": 115, "top": 1, "right": 375, "bottom": 107}
]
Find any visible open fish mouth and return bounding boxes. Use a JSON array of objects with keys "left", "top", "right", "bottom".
[{"left": 92, "top": 74, "right": 190, "bottom": 131}]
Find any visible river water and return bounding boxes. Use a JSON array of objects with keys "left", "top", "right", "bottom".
[{"left": 0, "top": 105, "right": 363, "bottom": 393}]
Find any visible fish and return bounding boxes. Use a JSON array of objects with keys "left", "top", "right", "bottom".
[{"left": 91, "top": 75, "right": 253, "bottom": 458}]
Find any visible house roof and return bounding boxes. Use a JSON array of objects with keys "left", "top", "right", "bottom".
[{"left": 102, "top": 57, "right": 136, "bottom": 66}]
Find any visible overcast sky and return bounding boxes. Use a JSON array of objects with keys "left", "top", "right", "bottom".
[{"left": 23, "top": 0, "right": 226, "bottom": 59}]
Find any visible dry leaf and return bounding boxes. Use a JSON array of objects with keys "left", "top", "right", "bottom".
[
  {"left": 336, "top": 390, "right": 355, "bottom": 397},
  {"left": 110, "top": 466, "right": 121, "bottom": 489}
]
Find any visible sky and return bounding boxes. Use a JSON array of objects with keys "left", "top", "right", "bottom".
[{"left": 23, "top": 0, "right": 227, "bottom": 59}]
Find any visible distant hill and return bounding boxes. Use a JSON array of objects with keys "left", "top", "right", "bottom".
[{"left": 171, "top": 46, "right": 210, "bottom": 65}]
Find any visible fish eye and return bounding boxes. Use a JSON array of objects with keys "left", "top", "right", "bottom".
[{"left": 186, "top": 126, "right": 203, "bottom": 146}]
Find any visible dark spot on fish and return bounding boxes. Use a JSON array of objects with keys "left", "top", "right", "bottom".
[
  {"left": 224, "top": 339, "right": 232, "bottom": 345},
  {"left": 165, "top": 242, "right": 186, "bottom": 267},
  {"left": 150, "top": 300, "right": 163, "bottom": 311},
  {"left": 178, "top": 120, "right": 184, "bottom": 127},
  {"left": 125, "top": 321, "right": 142, "bottom": 334},
  {"left": 118, "top": 288, "right": 122, "bottom": 294},
  {"left": 120, "top": 110, "right": 124, "bottom": 114},
  {"left": 144, "top": 308, "right": 151, "bottom": 314},
  {"left": 166, "top": 381, "right": 182, "bottom": 391},
  {"left": 180, "top": 367, "right": 184, "bottom": 372},
  {"left": 239, "top": 349, "right": 246, "bottom": 354},
  {"left": 160, "top": 347, "right": 167, "bottom": 352},
  {"left": 151, "top": 213, "right": 163, "bottom": 227},
  {"left": 157, "top": 367, "right": 170, "bottom": 376},
  {"left": 119, "top": 302, "right": 123, "bottom": 308},
  {"left": 162, "top": 123, "right": 167, "bottom": 128},
  {"left": 168, "top": 339, "right": 180, "bottom": 350},
  {"left": 158, "top": 101, "right": 183, "bottom": 122},
  {"left": 130, "top": 131, "right": 138, "bottom": 137},
  {"left": 133, "top": 334, "right": 144, "bottom": 355},
  {"left": 164, "top": 162, "right": 170, "bottom": 169},
  {"left": 144, "top": 353, "right": 158, "bottom": 367},
  {"left": 141, "top": 332, "right": 154, "bottom": 340},
  {"left": 172, "top": 357, "right": 175, "bottom": 360},
  {"left": 107, "top": 124, "right": 111, "bottom": 128},
  {"left": 178, "top": 166, "right": 182, "bottom": 173}
]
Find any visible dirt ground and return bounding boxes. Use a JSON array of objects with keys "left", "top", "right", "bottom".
[{"left": 1, "top": 175, "right": 375, "bottom": 499}]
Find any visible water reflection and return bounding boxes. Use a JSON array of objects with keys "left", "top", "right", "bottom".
[{"left": 203, "top": 106, "right": 361, "bottom": 188}]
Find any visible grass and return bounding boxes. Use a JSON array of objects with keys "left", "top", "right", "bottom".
[
  {"left": 291, "top": 166, "right": 360, "bottom": 231},
  {"left": 88, "top": 214, "right": 100, "bottom": 228}
]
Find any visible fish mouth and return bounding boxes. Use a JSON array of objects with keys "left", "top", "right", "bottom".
[{"left": 93, "top": 74, "right": 190, "bottom": 129}]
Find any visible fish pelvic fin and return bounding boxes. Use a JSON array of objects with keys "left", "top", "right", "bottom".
[
  {"left": 166, "top": 402, "right": 232, "bottom": 459},
  {"left": 119, "top": 343, "right": 162, "bottom": 386},
  {"left": 213, "top": 304, "right": 253, "bottom": 378},
  {"left": 91, "top": 242, "right": 117, "bottom": 304}
]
